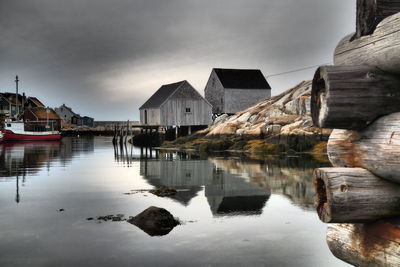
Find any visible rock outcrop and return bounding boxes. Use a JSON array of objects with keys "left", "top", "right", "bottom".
[
  {"left": 199, "top": 81, "right": 331, "bottom": 148},
  {"left": 162, "top": 81, "right": 331, "bottom": 153}
]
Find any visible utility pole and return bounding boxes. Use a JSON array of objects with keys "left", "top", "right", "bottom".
[{"left": 15, "top": 75, "right": 19, "bottom": 118}]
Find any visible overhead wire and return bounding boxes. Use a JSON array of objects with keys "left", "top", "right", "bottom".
[{"left": 266, "top": 62, "right": 333, "bottom": 78}]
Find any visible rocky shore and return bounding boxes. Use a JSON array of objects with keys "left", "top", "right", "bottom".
[{"left": 162, "top": 81, "right": 331, "bottom": 154}]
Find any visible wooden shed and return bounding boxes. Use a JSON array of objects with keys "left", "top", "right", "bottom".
[
  {"left": 21, "top": 107, "right": 62, "bottom": 131},
  {"left": 139, "top": 80, "right": 212, "bottom": 127},
  {"left": 204, "top": 68, "right": 271, "bottom": 114}
]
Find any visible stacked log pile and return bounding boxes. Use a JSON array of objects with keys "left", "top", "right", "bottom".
[{"left": 311, "top": 1, "right": 400, "bottom": 266}]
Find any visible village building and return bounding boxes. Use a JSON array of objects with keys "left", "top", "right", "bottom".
[
  {"left": 55, "top": 104, "right": 95, "bottom": 127},
  {"left": 21, "top": 107, "right": 62, "bottom": 131},
  {"left": 26, "top": 97, "right": 45, "bottom": 108},
  {"left": 71, "top": 114, "right": 94, "bottom": 127},
  {"left": 139, "top": 80, "right": 212, "bottom": 134},
  {"left": 54, "top": 104, "right": 76, "bottom": 123},
  {"left": 0, "top": 93, "right": 24, "bottom": 118},
  {"left": 204, "top": 68, "right": 271, "bottom": 115}
]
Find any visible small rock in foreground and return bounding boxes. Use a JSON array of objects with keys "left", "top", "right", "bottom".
[{"left": 128, "top": 206, "right": 180, "bottom": 236}]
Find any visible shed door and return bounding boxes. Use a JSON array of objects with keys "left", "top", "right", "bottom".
[{"left": 144, "top": 110, "right": 148, "bottom": 124}]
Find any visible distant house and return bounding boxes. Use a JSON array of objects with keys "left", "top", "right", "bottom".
[
  {"left": 204, "top": 68, "right": 271, "bottom": 114},
  {"left": 22, "top": 107, "right": 62, "bottom": 131},
  {"left": 71, "top": 114, "right": 94, "bottom": 127},
  {"left": 54, "top": 104, "right": 76, "bottom": 123},
  {"left": 0, "top": 93, "right": 24, "bottom": 118},
  {"left": 139, "top": 80, "right": 212, "bottom": 127}
]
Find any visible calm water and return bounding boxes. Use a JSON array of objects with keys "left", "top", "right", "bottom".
[{"left": 0, "top": 136, "right": 349, "bottom": 267}]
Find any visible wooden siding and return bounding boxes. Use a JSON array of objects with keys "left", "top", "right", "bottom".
[
  {"left": 204, "top": 70, "right": 225, "bottom": 114},
  {"left": 160, "top": 82, "right": 212, "bottom": 126},
  {"left": 224, "top": 88, "right": 271, "bottom": 114},
  {"left": 160, "top": 99, "right": 211, "bottom": 126},
  {"left": 139, "top": 108, "right": 160, "bottom": 125}
]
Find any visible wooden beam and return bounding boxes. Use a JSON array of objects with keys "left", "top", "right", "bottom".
[
  {"left": 314, "top": 167, "right": 400, "bottom": 223},
  {"left": 327, "top": 220, "right": 400, "bottom": 266},
  {"left": 328, "top": 113, "right": 400, "bottom": 184},
  {"left": 311, "top": 65, "right": 400, "bottom": 130},
  {"left": 355, "top": 0, "right": 400, "bottom": 39},
  {"left": 334, "top": 12, "right": 400, "bottom": 74}
]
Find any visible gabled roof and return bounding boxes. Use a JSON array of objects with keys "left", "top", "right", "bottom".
[
  {"left": 0, "top": 93, "right": 23, "bottom": 105},
  {"left": 27, "top": 107, "right": 60, "bottom": 120},
  {"left": 140, "top": 81, "right": 185, "bottom": 109},
  {"left": 213, "top": 68, "right": 271, "bottom": 90},
  {"left": 58, "top": 104, "right": 76, "bottom": 115},
  {"left": 27, "top": 97, "right": 45, "bottom": 107}
]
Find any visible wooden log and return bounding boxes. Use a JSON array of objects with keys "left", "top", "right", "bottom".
[
  {"left": 311, "top": 65, "right": 400, "bottom": 129},
  {"left": 327, "top": 220, "right": 400, "bottom": 266},
  {"left": 328, "top": 112, "right": 400, "bottom": 184},
  {"left": 314, "top": 167, "right": 400, "bottom": 223},
  {"left": 355, "top": 0, "right": 400, "bottom": 39},
  {"left": 334, "top": 12, "right": 400, "bottom": 74}
]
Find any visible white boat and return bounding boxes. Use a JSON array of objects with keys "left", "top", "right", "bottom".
[{"left": 1, "top": 120, "right": 61, "bottom": 141}]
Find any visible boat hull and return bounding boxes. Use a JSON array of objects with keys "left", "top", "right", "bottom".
[{"left": 1, "top": 130, "right": 61, "bottom": 141}]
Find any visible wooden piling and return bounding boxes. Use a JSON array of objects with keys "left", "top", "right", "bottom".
[
  {"left": 314, "top": 168, "right": 400, "bottom": 223},
  {"left": 311, "top": 65, "right": 400, "bottom": 130},
  {"left": 327, "top": 220, "right": 400, "bottom": 266}
]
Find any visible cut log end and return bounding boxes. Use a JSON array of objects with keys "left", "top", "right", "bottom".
[
  {"left": 313, "top": 169, "right": 332, "bottom": 223},
  {"left": 311, "top": 65, "right": 400, "bottom": 130},
  {"left": 314, "top": 167, "right": 400, "bottom": 223},
  {"left": 311, "top": 67, "right": 328, "bottom": 128}
]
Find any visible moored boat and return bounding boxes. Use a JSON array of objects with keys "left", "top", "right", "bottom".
[{"left": 1, "top": 120, "right": 61, "bottom": 141}]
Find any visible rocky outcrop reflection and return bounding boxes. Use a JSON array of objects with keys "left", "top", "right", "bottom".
[
  {"left": 209, "top": 155, "right": 331, "bottom": 210},
  {"left": 140, "top": 151, "right": 271, "bottom": 216},
  {"left": 0, "top": 137, "right": 95, "bottom": 203}
]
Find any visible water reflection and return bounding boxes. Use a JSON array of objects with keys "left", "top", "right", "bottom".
[
  {"left": 209, "top": 156, "right": 329, "bottom": 210},
  {"left": 141, "top": 156, "right": 271, "bottom": 216},
  {"left": 0, "top": 137, "right": 95, "bottom": 203},
  {"left": 136, "top": 149, "right": 330, "bottom": 215}
]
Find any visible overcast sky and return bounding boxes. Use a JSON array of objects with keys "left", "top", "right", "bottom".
[{"left": 0, "top": 0, "right": 355, "bottom": 120}]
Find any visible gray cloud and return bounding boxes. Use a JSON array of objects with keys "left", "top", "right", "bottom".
[{"left": 0, "top": 0, "right": 355, "bottom": 120}]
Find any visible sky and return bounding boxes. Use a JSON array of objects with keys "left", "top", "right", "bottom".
[{"left": 0, "top": 0, "right": 355, "bottom": 121}]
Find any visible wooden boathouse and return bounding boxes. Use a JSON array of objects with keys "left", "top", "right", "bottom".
[
  {"left": 139, "top": 80, "right": 212, "bottom": 137},
  {"left": 204, "top": 68, "right": 271, "bottom": 115}
]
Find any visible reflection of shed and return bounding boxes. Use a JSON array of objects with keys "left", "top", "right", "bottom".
[
  {"left": 139, "top": 80, "right": 212, "bottom": 127},
  {"left": 140, "top": 157, "right": 270, "bottom": 213},
  {"left": 140, "top": 159, "right": 212, "bottom": 205},
  {"left": 205, "top": 168, "right": 270, "bottom": 216}
]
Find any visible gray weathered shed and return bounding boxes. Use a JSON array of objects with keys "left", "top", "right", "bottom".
[
  {"left": 139, "top": 80, "right": 212, "bottom": 126},
  {"left": 204, "top": 68, "right": 271, "bottom": 114}
]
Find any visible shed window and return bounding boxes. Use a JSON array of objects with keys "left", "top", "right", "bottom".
[{"left": 185, "top": 108, "right": 191, "bottom": 113}]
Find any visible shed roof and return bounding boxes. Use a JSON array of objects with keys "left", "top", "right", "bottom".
[
  {"left": 28, "top": 107, "right": 60, "bottom": 120},
  {"left": 213, "top": 68, "right": 271, "bottom": 90},
  {"left": 140, "top": 81, "right": 185, "bottom": 109},
  {"left": 0, "top": 93, "right": 23, "bottom": 105},
  {"left": 27, "top": 97, "right": 45, "bottom": 107}
]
